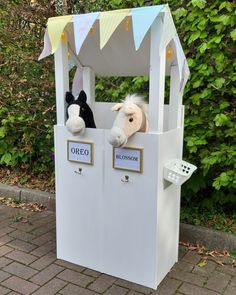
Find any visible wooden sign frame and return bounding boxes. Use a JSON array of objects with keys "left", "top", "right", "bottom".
[
  {"left": 113, "top": 146, "right": 143, "bottom": 173},
  {"left": 67, "top": 140, "right": 94, "bottom": 165}
]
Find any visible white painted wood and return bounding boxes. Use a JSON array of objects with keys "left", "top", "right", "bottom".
[
  {"left": 52, "top": 5, "right": 191, "bottom": 290},
  {"left": 54, "top": 40, "right": 69, "bottom": 125},
  {"left": 162, "top": 6, "right": 177, "bottom": 50},
  {"left": 168, "top": 65, "right": 183, "bottom": 130},
  {"left": 155, "top": 128, "right": 182, "bottom": 285},
  {"left": 149, "top": 16, "right": 166, "bottom": 133},
  {"left": 82, "top": 67, "right": 95, "bottom": 105},
  {"left": 55, "top": 126, "right": 104, "bottom": 272}
]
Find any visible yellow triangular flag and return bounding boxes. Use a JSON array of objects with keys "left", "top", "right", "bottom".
[
  {"left": 100, "top": 9, "right": 130, "bottom": 49},
  {"left": 47, "top": 15, "right": 72, "bottom": 54}
]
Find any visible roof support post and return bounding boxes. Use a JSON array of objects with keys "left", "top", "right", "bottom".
[
  {"left": 149, "top": 15, "right": 165, "bottom": 133},
  {"left": 54, "top": 39, "right": 69, "bottom": 125},
  {"left": 168, "top": 65, "right": 183, "bottom": 130},
  {"left": 82, "top": 67, "right": 95, "bottom": 105}
]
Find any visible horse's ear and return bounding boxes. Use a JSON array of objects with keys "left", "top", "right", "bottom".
[
  {"left": 65, "top": 92, "right": 75, "bottom": 104},
  {"left": 111, "top": 103, "right": 123, "bottom": 112},
  {"left": 78, "top": 90, "right": 87, "bottom": 103}
]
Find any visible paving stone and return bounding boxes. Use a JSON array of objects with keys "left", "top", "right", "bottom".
[
  {"left": 178, "top": 245, "right": 188, "bottom": 259},
  {"left": 57, "top": 269, "right": 94, "bottom": 287},
  {"left": 30, "top": 252, "right": 56, "bottom": 270},
  {"left": 182, "top": 251, "right": 201, "bottom": 265},
  {"left": 115, "top": 278, "right": 152, "bottom": 294},
  {"left": 89, "top": 274, "right": 117, "bottom": 293},
  {"left": 179, "top": 282, "right": 220, "bottom": 295},
  {"left": 173, "top": 260, "right": 194, "bottom": 272},
  {"left": 7, "top": 239, "right": 37, "bottom": 252},
  {"left": 0, "top": 235, "right": 13, "bottom": 246},
  {"left": 168, "top": 269, "right": 206, "bottom": 287},
  {"left": 9, "top": 230, "right": 35, "bottom": 242},
  {"left": 205, "top": 271, "right": 231, "bottom": 292},
  {"left": 127, "top": 291, "right": 147, "bottom": 295},
  {"left": 216, "top": 265, "right": 236, "bottom": 276},
  {"left": 30, "top": 264, "right": 64, "bottom": 285},
  {"left": 104, "top": 284, "right": 128, "bottom": 295},
  {"left": 223, "top": 282, "right": 236, "bottom": 295},
  {"left": 0, "top": 286, "right": 10, "bottom": 295},
  {"left": 0, "top": 245, "right": 14, "bottom": 256},
  {"left": 3, "top": 261, "right": 38, "bottom": 279},
  {"left": 1, "top": 276, "right": 39, "bottom": 295},
  {"left": 151, "top": 277, "right": 182, "bottom": 295},
  {"left": 0, "top": 270, "right": 11, "bottom": 282},
  {"left": 31, "top": 232, "right": 55, "bottom": 246},
  {"left": 192, "top": 260, "right": 217, "bottom": 277},
  {"left": 55, "top": 259, "right": 85, "bottom": 272},
  {"left": 30, "top": 241, "right": 55, "bottom": 257},
  {"left": 59, "top": 283, "right": 99, "bottom": 295},
  {"left": 231, "top": 275, "right": 236, "bottom": 286},
  {"left": 83, "top": 268, "right": 101, "bottom": 278},
  {"left": 0, "top": 226, "right": 15, "bottom": 237},
  {"left": 0, "top": 257, "right": 12, "bottom": 268},
  {"left": 32, "top": 278, "right": 67, "bottom": 295},
  {"left": 6, "top": 249, "right": 37, "bottom": 265},
  {"left": 6, "top": 292, "right": 21, "bottom": 295}
]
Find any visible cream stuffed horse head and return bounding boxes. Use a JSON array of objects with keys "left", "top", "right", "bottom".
[{"left": 108, "top": 94, "right": 148, "bottom": 147}]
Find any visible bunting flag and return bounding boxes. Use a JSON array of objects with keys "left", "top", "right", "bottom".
[
  {"left": 72, "top": 66, "right": 83, "bottom": 98},
  {"left": 100, "top": 9, "right": 130, "bottom": 49},
  {"left": 38, "top": 28, "right": 51, "bottom": 60},
  {"left": 47, "top": 15, "right": 72, "bottom": 54},
  {"left": 174, "top": 35, "right": 190, "bottom": 90},
  {"left": 73, "top": 13, "right": 99, "bottom": 54},
  {"left": 174, "top": 34, "right": 190, "bottom": 88},
  {"left": 131, "top": 5, "right": 164, "bottom": 50}
]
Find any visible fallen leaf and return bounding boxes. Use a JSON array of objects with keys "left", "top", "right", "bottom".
[{"left": 197, "top": 261, "right": 207, "bottom": 267}]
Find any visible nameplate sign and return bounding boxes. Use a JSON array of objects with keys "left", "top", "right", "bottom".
[
  {"left": 113, "top": 147, "right": 143, "bottom": 173},
  {"left": 67, "top": 140, "right": 94, "bottom": 165}
]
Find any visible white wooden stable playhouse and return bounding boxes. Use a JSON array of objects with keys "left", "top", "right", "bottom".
[{"left": 39, "top": 4, "right": 196, "bottom": 289}]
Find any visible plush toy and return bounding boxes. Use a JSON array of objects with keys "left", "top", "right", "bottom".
[
  {"left": 65, "top": 91, "right": 96, "bottom": 134},
  {"left": 108, "top": 94, "right": 148, "bottom": 147}
]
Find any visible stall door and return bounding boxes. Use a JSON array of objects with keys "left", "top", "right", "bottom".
[
  {"left": 55, "top": 126, "right": 104, "bottom": 272},
  {"left": 103, "top": 131, "right": 159, "bottom": 288}
]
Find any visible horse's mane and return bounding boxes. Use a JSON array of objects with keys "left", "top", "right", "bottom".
[{"left": 122, "top": 94, "right": 148, "bottom": 120}]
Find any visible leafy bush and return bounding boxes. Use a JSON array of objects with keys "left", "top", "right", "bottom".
[{"left": 0, "top": 0, "right": 235, "bottom": 210}]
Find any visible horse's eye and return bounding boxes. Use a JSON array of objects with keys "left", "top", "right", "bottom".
[
  {"left": 81, "top": 108, "right": 85, "bottom": 111},
  {"left": 129, "top": 118, "right": 133, "bottom": 122}
]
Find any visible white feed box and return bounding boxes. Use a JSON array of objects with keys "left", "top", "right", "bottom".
[{"left": 39, "top": 4, "right": 196, "bottom": 289}]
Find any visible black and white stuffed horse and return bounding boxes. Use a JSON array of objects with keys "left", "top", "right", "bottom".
[{"left": 65, "top": 91, "right": 96, "bottom": 134}]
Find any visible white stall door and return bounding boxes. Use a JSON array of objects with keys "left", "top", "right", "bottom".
[
  {"left": 103, "top": 131, "right": 159, "bottom": 288},
  {"left": 55, "top": 126, "right": 104, "bottom": 272}
]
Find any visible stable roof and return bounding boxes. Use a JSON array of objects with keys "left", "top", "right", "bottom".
[{"left": 39, "top": 5, "right": 189, "bottom": 82}]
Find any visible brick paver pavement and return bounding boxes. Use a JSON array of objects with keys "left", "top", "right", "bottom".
[{"left": 0, "top": 204, "right": 235, "bottom": 295}]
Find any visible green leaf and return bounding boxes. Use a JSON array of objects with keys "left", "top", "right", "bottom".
[
  {"left": 214, "top": 114, "right": 229, "bottom": 126},
  {"left": 188, "top": 31, "right": 201, "bottom": 44},
  {"left": 1, "top": 153, "right": 12, "bottom": 165},
  {"left": 191, "top": 0, "right": 206, "bottom": 9},
  {"left": 230, "top": 29, "right": 236, "bottom": 41},
  {"left": 197, "top": 261, "right": 207, "bottom": 267},
  {"left": 0, "top": 127, "right": 6, "bottom": 139},
  {"left": 230, "top": 251, "right": 236, "bottom": 258},
  {"left": 212, "top": 77, "right": 225, "bottom": 89}
]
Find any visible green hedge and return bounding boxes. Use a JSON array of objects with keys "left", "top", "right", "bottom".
[{"left": 0, "top": 0, "right": 235, "bottom": 210}]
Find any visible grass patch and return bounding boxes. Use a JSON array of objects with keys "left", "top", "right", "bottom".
[{"left": 180, "top": 206, "right": 236, "bottom": 235}]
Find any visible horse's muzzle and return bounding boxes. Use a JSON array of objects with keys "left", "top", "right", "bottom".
[
  {"left": 108, "top": 127, "right": 127, "bottom": 147},
  {"left": 66, "top": 117, "right": 85, "bottom": 134}
]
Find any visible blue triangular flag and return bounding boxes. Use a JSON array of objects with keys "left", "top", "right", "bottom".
[
  {"left": 73, "top": 12, "right": 99, "bottom": 54},
  {"left": 131, "top": 5, "right": 164, "bottom": 50}
]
